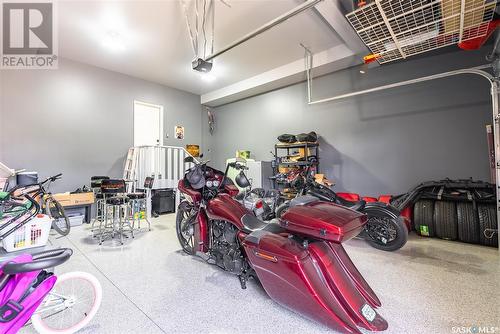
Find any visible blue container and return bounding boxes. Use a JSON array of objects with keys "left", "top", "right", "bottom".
[{"left": 17, "top": 172, "right": 38, "bottom": 186}]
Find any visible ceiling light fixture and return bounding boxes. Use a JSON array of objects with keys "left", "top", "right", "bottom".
[
  {"left": 359, "top": 70, "right": 366, "bottom": 74},
  {"left": 102, "top": 30, "right": 125, "bottom": 52}
]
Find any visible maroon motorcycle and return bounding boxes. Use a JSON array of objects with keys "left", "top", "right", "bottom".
[{"left": 176, "top": 157, "right": 388, "bottom": 334}]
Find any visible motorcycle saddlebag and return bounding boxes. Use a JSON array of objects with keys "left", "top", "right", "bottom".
[
  {"left": 242, "top": 232, "right": 387, "bottom": 333},
  {"left": 281, "top": 201, "right": 367, "bottom": 243}
]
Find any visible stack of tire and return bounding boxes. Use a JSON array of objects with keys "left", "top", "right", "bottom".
[{"left": 413, "top": 200, "right": 498, "bottom": 247}]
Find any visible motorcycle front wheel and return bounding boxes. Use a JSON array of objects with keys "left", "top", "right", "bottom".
[
  {"left": 176, "top": 201, "right": 196, "bottom": 254},
  {"left": 362, "top": 206, "right": 408, "bottom": 252}
]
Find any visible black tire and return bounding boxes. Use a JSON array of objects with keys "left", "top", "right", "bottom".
[
  {"left": 434, "top": 201, "right": 458, "bottom": 240},
  {"left": 275, "top": 201, "right": 290, "bottom": 219},
  {"left": 456, "top": 202, "right": 479, "bottom": 244},
  {"left": 176, "top": 201, "right": 196, "bottom": 254},
  {"left": 477, "top": 203, "right": 498, "bottom": 247},
  {"left": 363, "top": 205, "right": 408, "bottom": 251},
  {"left": 47, "top": 197, "right": 70, "bottom": 236},
  {"left": 413, "top": 200, "right": 435, "bottom": 237}
]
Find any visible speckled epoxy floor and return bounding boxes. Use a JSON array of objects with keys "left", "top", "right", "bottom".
[{"left": 19, "top": 214, "right": 500, "bottom": 334}]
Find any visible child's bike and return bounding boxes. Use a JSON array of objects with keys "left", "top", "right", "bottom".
[{"left": 0, "top": 248, "right": 102, "bottom": 334}]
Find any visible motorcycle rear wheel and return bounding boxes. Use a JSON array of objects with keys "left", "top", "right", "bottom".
[
  {"left": 363, "top": 210, "right": 408, "bottom": 251},
  {"left": 176, "top": 202, "right": 196, "bottom": 255}
]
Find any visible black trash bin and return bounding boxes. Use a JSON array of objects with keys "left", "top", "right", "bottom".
[{"left": 152, "top": 189, "right": 176, "bottom": 214}]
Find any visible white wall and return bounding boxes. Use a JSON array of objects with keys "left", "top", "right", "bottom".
[{"left": 0, "top": 58, "right": 203, "bottom": 192}]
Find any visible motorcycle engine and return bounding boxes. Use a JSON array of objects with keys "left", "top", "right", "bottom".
[{"left": 211, "top": 220, "right": 245, "bottom": 274}]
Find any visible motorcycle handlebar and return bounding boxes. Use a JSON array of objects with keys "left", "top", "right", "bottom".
[{"left": 228, "top": 162, "right": 248, "bottom": 170}]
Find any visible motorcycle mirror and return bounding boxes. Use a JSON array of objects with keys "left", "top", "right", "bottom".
[{"left": 184, "top": 156, "right": 194, "bottom": 163}]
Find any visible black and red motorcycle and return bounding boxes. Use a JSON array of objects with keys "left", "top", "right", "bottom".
[
  {"left": 176, "top": 157, "right": 388, "bottom": 333},
  {"left": 275, "top": 168, "right": 408, "bottom": 251}
]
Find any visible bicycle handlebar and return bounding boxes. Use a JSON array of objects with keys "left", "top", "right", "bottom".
[
  {"left": 43, "top": 173, "right": 63, "bottom": 184},
  {"left": 2, "top": 248, "right": 73, "bottom": 274}
]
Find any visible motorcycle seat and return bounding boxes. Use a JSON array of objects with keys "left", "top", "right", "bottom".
[
  {"left": 240, "top": 214, "right": 284, "bottom": 234},
  {"left": 289, "top": 195, "right": 319, "bottom": 207},
  {"left": 244, "top": 221, "right": 285, "bottom": 244},
  {"left": 336, "top": 196, "right": 366, "bottom": 211}
]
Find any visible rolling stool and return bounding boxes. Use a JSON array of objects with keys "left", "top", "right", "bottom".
[
  {"left": 90, "top": 176, "right": 109, "bottom": 235},
  {"left": 98, "top": 179, "right": 134, "bottom": 245},
  {"left": 126, "top": 176, "right": 154, "bottom": 231}
]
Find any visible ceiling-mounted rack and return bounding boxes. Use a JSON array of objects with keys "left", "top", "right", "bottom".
[{"left": 345, "top": 0, "right": 497, "bottom": 64}]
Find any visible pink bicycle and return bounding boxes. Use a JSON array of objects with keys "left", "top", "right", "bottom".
[{"left": 0, "top": 248, "right": 102, "bottom": 334}]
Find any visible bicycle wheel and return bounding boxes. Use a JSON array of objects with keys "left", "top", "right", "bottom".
[
  {"left": 31, "top": 271, "right": 103, "bottom": 334},
  {"left": 46, "top": 197, "right": 71, "bottom": 236}
]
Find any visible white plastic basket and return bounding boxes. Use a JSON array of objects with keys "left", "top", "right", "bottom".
[
  {"left": 68, "top": 214, "right": 84, "bottom": 227},
  {"left": 1, "top": 214, "right": 52, "bottom": 252}
]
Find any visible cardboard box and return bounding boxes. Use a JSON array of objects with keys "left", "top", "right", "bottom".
[
  {"left": 70, "top": 192, "right": 95, "bottom": 205},
  {"left": 51, "top": 193, "right": 72, "bottom": 206},
  {"left": 52, "top": 192, "right": 94, "bottom": 206}
]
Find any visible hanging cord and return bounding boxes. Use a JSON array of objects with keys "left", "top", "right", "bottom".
[
  {"left": 301, "top": 43, "right": 313, "bottom": 103},
  {"left": 181, "top": 0, "right": 198, "bottom": 57},
  {"left": 195, "top": 0, "right": 200, "bottom": 56},
  {"left": 211, "top": 0, "right": 215, "bottom": 55},
  {"left": 202, "top": 0, "right": 207, "bottom": 58}
]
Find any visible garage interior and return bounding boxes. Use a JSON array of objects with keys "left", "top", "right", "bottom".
[{"left": 0, "top": 0, "right": 499, "bottom": 334}]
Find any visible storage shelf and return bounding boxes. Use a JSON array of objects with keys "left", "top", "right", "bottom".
[
  {"left": 275, "top": 142, "right": 319, "bottom": 149},
  {"left": 272, "top": 141, "right": 320, "bottom": 194},
  {"left": 278, "top": 161, "right": 318, "bottom": 167},
  {"left": 345, "top": 0, "right": 497, "bottom": 64}
]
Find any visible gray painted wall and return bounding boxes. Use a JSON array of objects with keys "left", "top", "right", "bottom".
[
  {"left": 0, "top": 58, "right": 203, "bottom": 193},
  {"left": 204, "top": 49, "right": 493, "bottom": 196}
]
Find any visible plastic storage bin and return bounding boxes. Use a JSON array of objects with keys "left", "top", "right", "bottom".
[
  {"left": 68, "top": 214, "right": 84, "bottom": 227},
  {"left": 16, "top": 172, "right": 38, "bottom": 186},
  {"left": 2, "top": 214, "right": 52, "bottom": 252}
]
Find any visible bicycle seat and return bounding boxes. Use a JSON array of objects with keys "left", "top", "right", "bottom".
[
  {"left": 335, "top": 196, "right": 366, "bottom": 211},
  {"left": 289, "top": 195, "right": 319, "bottom": 208}
]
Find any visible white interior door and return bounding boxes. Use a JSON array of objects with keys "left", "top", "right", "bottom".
[{"left": 134, "top": 101, "right": 164, "bottom": 146}]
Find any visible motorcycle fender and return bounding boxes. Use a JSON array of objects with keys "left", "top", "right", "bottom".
[
  {"left": 195, "top": 209, "right": 209, "bottom": 253},
  {"left": 242, "top": 232, "right": 388, "bottom": 333},
  {"left": 362, "top": 202, "right": 410, "bottom": 232},
  {"left": 362, "top": 202, "right": 400, "bottom": 219}
]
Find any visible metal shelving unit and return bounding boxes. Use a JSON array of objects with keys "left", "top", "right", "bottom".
[{"left": 272, "top": 142, "right": 319, "bottom": 197}]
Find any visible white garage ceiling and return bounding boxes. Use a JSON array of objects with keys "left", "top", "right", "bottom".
[{"left": 58, "top": 0, "right": 366, "bottom": 104}]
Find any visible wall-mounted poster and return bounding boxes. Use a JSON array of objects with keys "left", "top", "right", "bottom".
[
  {"left": 186, "top": 144, "right": 200, "bottom": 157},
  {"left": 175, "top": 125, "right": 185, "bottom": 140}
]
